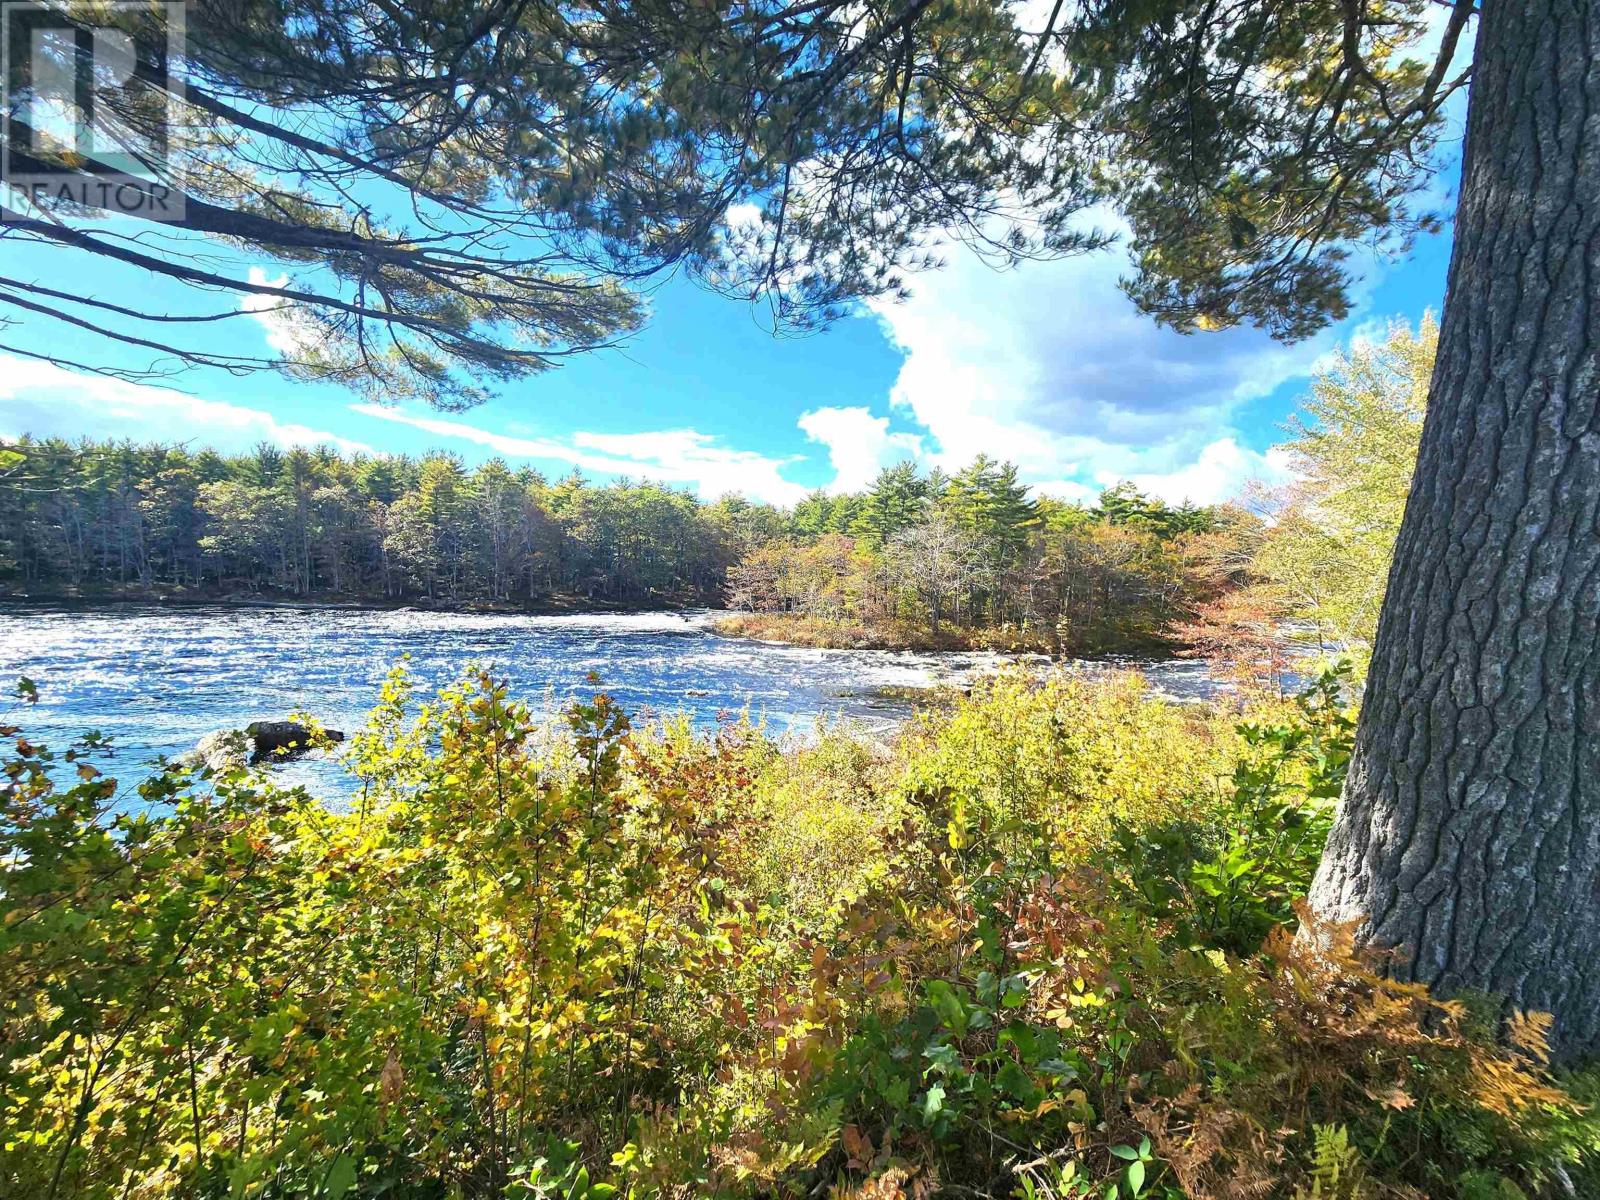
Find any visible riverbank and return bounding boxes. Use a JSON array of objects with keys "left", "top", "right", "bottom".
[
  {"left": 0, "top": 583, "right": 705, "bottom": 616},
  {"left": 710, "top": 610, "right": 1179, "bottom": 657},
  {"left": 711, "top": 611, "right": 1054, "bottom": 652}
]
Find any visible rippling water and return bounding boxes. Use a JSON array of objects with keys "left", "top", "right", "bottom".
[{"left": 0, "top": 603, "right": 1229, "bottom": 800}]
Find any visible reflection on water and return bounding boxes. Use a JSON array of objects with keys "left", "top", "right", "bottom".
[{"left": 0, "top": 604, "right": 1232, "bottom": 800}]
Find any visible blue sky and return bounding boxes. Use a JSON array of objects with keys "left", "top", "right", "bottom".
[{"left": 0, "top": 157, "right": 1460, "bottom": 510}]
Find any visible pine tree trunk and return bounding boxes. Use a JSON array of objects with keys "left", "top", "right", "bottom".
[{"left": 1308, "top": 0, "right": 1600, "bottom": 1061}]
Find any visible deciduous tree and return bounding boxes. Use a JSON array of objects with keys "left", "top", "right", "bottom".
[
  {"left": 1244, "top": 317, "right": 1434, "bottom": 665},
  {"left": 885, "top": 514, "right": 985, "bottom": 632}
]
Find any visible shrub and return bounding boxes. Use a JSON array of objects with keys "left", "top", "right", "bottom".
[
  {"left": 895, "top": 668, "right": 1237, "bottom": 869},
  {"left": 1, "top": 668, "right": 1593, "bottom": 1200},
  {"left": 1106, "top": 664, "right": 1355, "bottom": 956}
]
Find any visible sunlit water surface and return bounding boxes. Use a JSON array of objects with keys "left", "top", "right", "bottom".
[{"left": 0, "top": 604, "right": 1230, "bottom": 802}]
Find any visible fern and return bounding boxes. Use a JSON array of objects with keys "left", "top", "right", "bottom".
[{"left": 1292, "top": 1124, "right": 1365, "bottom": 1200}]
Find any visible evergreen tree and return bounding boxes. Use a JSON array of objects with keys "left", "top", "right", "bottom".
[
  {"left": 943, "top": 456, "right": 1038, "bottom": 563},
  {"left": 852, "top": 463, "right": 928, "bottom": 550}
]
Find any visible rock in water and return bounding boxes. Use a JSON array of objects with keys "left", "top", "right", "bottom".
[
  {"left": 246, "top": 720, "right": 345, "bottom": 762},
  {"left": 178, "top": 729, "right": 250, "bottom": 774},
  {"left": 178, "top": 721, "right": 345, "bottom": 772}
]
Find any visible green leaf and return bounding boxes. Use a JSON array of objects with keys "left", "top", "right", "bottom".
[
  {"left": 976, "top": 969, "right": 998, "bottom": 1005},
  {"left": 923, "top": 1040, "right": 960, "bottom": 1073},
  {"left": 1126, "top": 1159, "right": 1145, "bottom": 1195},
  {"left": 322, "top": 1154, "right": 357, "bottom": 1200},
  {"left": 1109, "top": 1144, "right": 1139, "bottom": 1160},
  {"left": 995, "top": 1060, "right": 1040, "bottom": 1105},
  {"left": 925, "top": 979, "right": 969, "bottom": 1036}
]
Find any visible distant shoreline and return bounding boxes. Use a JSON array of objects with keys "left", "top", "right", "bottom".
[
  {"left": 0, "top": 586, "right": 705, "bottom": 618},
  {"left": 709, "top": 610, "right": 1179, "bottom": 658},
  {"left": 0, "top": 591, "right": 1198, "bottom": 667},
  {"left": 0, "top": 592, "right": 1190, "bottom": 662}
]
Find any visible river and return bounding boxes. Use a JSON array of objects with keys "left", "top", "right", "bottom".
[{"left": 0, "top": 604, "right": 1230, "bottom": 800}]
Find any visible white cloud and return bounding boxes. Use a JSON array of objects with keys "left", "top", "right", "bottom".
[
  {"left": 855, "top": 191, "right": 1416, "bottom": 506},
  {"left": 1031, "top": 477, "right": 1101, "bottom": 506},
  {"left": 572, "top": 429, "right": 808, "bottom": 504},
  {"left": 866, "top": 236, "right": 1342, "bottom": 487},
  {"left": 1106, "top": 438, "right": 1295, "bottom": 508},
  {"left": 353, "top": 405, "right": 810, "bottom": 506},
  {"left": 724, "top": 202, "right": 764, "bottom": 231},
  {"left": 241, "top": 267, "right": 310, "bottom": 357},
  {"left": 797, "top": 405, "right": 924, "bottom": 493},
  {"left": 0, "top": 357, "right": 374, "bottom": 454}
]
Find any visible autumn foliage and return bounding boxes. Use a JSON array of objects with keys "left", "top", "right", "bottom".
[{"left": 2, "top": 667, "right": 1594, "bottom": 1199}]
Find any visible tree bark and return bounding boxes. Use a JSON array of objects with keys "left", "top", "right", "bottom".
[{"left": 1308, "top": 0, "right": 1600, "bottom": 1060}]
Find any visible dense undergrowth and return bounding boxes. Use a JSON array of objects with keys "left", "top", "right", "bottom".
[{"left": 3, "top": 668, "right": 1595, "bottom": 1199}]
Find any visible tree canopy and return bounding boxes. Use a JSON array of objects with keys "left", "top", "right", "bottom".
[
  {"left": 1254, "top": 316, "right": 1434, "bottom": 663},
  {"left": 1178, "top": 315, "right": 1433, "bottom": 687},
  {"left": 6, "top": 0, "right": 1471, "bottom": 402}
]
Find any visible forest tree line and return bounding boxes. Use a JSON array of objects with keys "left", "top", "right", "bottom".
[
  {"left": 0, "top": 438, "right": 1241, "bottom": 652},
  {"left": 723, "top": 316, "right": 1434, "bottom": 670},
  {"left": 0, "top": 441, "right": 777, "bottom": 605},
  {"left": 0, "top": 317, "right": 1427, "bottom": 663}
]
